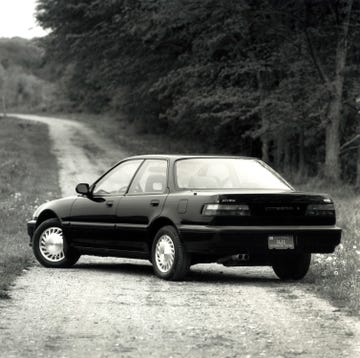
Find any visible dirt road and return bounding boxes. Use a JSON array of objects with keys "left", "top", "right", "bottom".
[{"left": 0, "top": 114, "right": 359, "bottom": 358}]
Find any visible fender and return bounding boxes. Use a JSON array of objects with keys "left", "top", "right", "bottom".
[{"left": 34, "top": 196, "right": 78, "bottom": 226}]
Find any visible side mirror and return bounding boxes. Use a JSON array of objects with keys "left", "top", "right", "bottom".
[{"left": 76, "top": 183, "right": 90, "bottom": 196}]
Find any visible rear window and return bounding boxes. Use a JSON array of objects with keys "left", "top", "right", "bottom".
[{"left": 175, "top": 158, "right": 291, "bottom": 190}]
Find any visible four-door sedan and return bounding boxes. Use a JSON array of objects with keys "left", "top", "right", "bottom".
[{"left": 27, "top": 155, "right": 341, "bottom": 281}]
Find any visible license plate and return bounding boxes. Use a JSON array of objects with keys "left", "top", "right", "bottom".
[{"left": 268, "top": 235, "right": 294, "bottom": 250}]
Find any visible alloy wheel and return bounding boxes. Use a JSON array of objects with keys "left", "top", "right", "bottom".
[
  {"left": 155, "top": 234, "right": 175, "bottom": 273},
  {"left": 39, "top": 227, "right": 65, "bottom": 263}
]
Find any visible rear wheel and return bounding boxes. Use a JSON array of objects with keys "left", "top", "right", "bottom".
[
  {"left": 33, "top": 218, "right": 80, "bottom": 268},
  {"left": 272, "top": 253, "right": 311, "bottom": 280},
  {"left": 152, "top": 225, "right": 190, "bottom": 281}
]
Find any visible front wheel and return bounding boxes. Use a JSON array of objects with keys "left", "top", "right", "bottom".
[
  {"left": 152, "top": 225, "right": 190, "bottom": 281},
  {"left": 32, "top": 218, "right": 80, "bottom": 268},
  {"left": 272, "top": 253, "right": 311, "bottom": 280}
]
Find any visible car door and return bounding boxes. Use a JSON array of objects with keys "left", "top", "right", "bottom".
[
  {"left": 114, "top": 159, "right": 168, "bottom": 252},
  {"left": 67, "top": 159, "right": 143, "bottom": 248}
]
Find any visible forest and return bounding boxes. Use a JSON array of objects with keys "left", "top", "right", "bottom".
[
  {"left": 2, "top": 0, "right": 360, "bottom": 184},
  {"left": 0, "top": 38, "right": 57, "bottom": 112}
]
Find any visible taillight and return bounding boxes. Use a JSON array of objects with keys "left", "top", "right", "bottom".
[
  {"left": 202, "top": 204, "right": 250, "bottom": 216},
  {"left": 305, "top": 203, "right": 335, "bottom": 216}
]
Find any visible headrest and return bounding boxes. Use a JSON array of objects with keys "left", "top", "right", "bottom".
[{"left": 145, "top": 174, "right": 166, "bottom": 193}]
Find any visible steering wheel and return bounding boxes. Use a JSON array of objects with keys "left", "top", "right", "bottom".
[
  {"left": 118, "top": 185, "right": 129, "bottom": 193},
  {"left": 118, "top": 182, "right": 143, "bottom": 194},
  {"left": 93, "top": 189, "right": 110, "bottom": 195}
]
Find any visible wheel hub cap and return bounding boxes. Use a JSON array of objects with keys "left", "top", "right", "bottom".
[
  {"left": 155, "top": 235, "right": 175, "bottom": 273},
  {"left": 39, "top": 227, "right": 65, "bottom": 262}
]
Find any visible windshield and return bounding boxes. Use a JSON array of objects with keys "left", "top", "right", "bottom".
[{"left": 175, "top": 158, "right": 291, "bottom": 190}]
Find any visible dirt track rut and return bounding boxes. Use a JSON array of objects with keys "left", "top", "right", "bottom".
[{"left": 0, "top": 114, "right": 359, "bottom": 358}]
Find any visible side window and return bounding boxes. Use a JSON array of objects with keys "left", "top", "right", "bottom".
[
  {"left": 128, "top": 160, "right": 167, "bottom": 194},
  {"left": 93, "top": 160, "right": 142, "bottom": 196}
]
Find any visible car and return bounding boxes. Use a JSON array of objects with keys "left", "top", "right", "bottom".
[{"left": 27, "top": 155, "right": 342, "bottom": 281}]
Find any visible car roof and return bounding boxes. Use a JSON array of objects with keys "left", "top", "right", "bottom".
[{"left": 122, "top": 154, "right": 257, "bottom": 161}]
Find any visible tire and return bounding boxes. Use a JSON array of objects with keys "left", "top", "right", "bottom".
[
  {"left": 272, "top": 253, "right": 311, "bottom": 281},
  {"left": 151, "top": 225, "right": 190, "bottom": 281},
  {"left": 32, "top": 218, "right": 80, "bottom": 268}
]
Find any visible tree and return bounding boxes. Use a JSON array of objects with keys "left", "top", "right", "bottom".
[
  {"left": 303, "top": 0, "right": 355, "bottom": 182},
  {"left": 36, "top": 0, "right": 360, "bottom": 183},
  {"left": 0, "top": 63, "right": 7, "bottom": 117}
]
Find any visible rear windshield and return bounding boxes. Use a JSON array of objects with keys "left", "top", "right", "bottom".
[{"left": 175, "top": 158, "right": 291, "bottom": 190}]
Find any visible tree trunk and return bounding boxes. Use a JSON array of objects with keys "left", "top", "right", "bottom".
[
  {"left": 283, "top": 139, "right": 291, "bottom": 174},
  {"left": 356, "top": 145, "right": 360, "bottom": 189},
  {"left": 261, "top": 138, "right": 270, "bottom": 163},
  {"left": 324, "top": 0, "right": 353, "bottom": 182},
  {"left": 256, "top": 70, "right": 270, "bottom": 163},
  {"left": 298, "top": 131, "right": 305, "bottom": 177},
  {"left": 1, "top": 92, "right": 6, "bottom": 117},
  {"left": 324, "top": 99, "right": 341, "bottom": 181},
  {"left": 355, "top": 120, "right": 360, "bottom": 188},
  {"left": 275, "top": 135, "right": 284, "bottom": 170}
]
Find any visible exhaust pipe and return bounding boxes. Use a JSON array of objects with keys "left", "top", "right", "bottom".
[
  {"left": 218, "top": 253, "right": 250, "bottom": 266},
  {"left": 238, "top": 253, "right": 250, "bottom": 261}
]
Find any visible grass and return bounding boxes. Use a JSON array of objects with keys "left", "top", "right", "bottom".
[
  {"left": 297, "top": 179, "right": 360, "bottom": 315},
  {"left": 0, "top": 116, "right": 60, "bottom": 298},
  {"left": 30, "top": 112, "right": 360, "bottom": 315}
]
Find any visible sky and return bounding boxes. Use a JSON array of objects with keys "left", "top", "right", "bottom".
[{"left": 0, "top": 0, "right": 49, "bottom": 39}]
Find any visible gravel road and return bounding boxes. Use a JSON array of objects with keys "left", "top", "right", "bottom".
[{"left": 0, "top": 114, "right": 359, "bottom": 358}]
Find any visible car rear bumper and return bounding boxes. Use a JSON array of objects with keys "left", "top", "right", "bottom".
[
  {"left": 27, "top": 220, "right": 36, "bottom": 245},
  {"left": 179, "top": 225, "right": 342, "bottom": 255}
]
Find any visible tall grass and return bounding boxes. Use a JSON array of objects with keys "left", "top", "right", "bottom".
[
  {"left": 0, "top": 117, "right": 60, "bottom": 298},
  {"left": 297, "top": 178, "right": 360, "bottom": 314}
]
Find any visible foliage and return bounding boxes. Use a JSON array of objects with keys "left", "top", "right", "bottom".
[
  {"left": 0, "top": 38, "right": 59, "bottom": 112},
  {"left": 36, "top": 0, "right": 360, "bottom": 182}
]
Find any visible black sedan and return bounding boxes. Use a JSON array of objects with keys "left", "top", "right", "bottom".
[{"left": 27, "top": 155, "right": 341, "bottom": 281}]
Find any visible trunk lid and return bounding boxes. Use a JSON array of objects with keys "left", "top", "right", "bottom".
[{"left": 212, "top": 191, "right": 334, "bottom": 226}]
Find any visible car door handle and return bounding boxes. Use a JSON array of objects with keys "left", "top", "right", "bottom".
[
  {"left": 150, "top": 200, "right": 160, "bottom": 207},
  {"left": 106, "top": 201, "right": 114, "bottom": 207}
]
